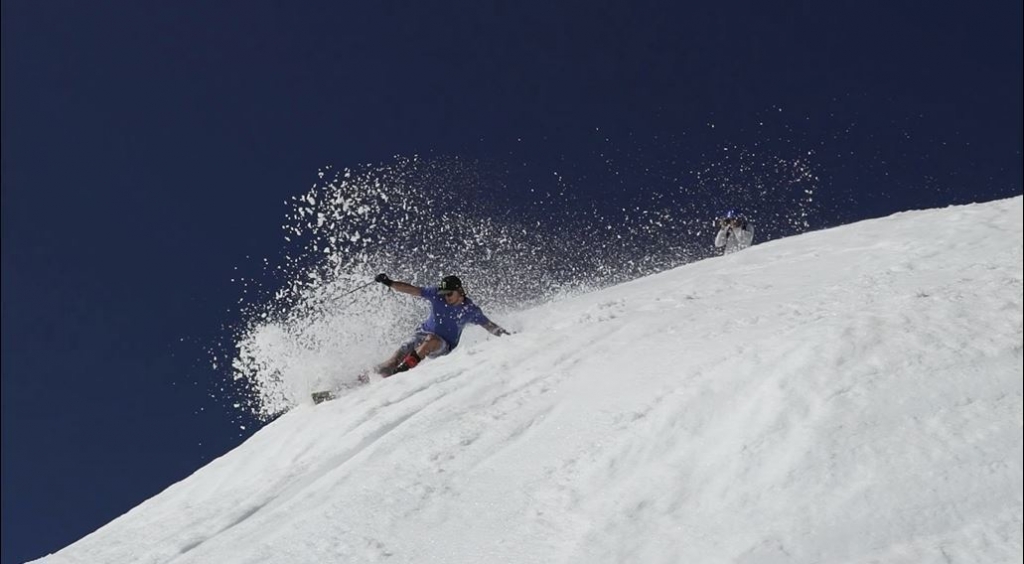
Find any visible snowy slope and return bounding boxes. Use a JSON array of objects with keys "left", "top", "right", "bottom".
[{"left": 31, "top": 197, "right": 1023, "bottom": 564}]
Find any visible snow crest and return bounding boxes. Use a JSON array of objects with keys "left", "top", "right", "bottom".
[{"left": 34, "top": 197, "right": 1023, "bottom": 564}]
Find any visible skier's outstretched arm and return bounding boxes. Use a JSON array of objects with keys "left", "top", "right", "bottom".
[
  {"left": 389, "top": 282, "right": 422, "bottom": 296},
  {"left": 375, "top": 273, "right": 421, "bottom": 296},
  {"left": 482, "top": 320, "right": 510, "bottom": 336}
]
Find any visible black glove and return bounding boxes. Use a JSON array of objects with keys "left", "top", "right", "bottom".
[{"left": 375, "top": 273, "right": 393, "bottom": 287}]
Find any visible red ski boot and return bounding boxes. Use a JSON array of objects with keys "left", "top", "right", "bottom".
[{"left": 393, "top": 351, "right": 421, "bottom": 374}]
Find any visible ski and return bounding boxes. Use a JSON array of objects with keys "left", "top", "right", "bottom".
[
  {"left": 311, "top": 390, "right": 337, "bottom": 404},
  {"left": 312, "top": 374, "right": 371, "bottom": 404}
]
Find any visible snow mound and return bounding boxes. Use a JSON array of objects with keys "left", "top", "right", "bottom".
[{"left": 32, "top": 197, "right": 1023, "bottom": 564}]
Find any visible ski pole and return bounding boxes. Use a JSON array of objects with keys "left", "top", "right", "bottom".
[
  {"left": 335, "top": 279, "right": 376, "bottom": 300},
  {"left": 327, "top": 278, "right": 389, "bottom": 314},
  {"left": 287, "top": 278, "right": 377, "bottom": 337}
]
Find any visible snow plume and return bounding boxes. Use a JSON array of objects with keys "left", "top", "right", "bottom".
[{"left": 231, "top": 153, "right": 820, "bottom": 418}]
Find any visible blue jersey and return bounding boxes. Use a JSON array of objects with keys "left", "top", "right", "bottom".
[{"left": 417, "top": 287, "right": 491, "bottom": 348}]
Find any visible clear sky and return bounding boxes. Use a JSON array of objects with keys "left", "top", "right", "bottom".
[{"left": 2, "top": 2, "right": 1021, "bottom": 563}]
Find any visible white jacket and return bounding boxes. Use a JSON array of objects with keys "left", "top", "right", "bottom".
[{"left": 714, "top": 222, "right": 754, "bottom": 254}]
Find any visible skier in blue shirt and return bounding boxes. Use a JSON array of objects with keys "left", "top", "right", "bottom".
[{"left": 372, "top": 273, "right": 509, "bottom": 377}]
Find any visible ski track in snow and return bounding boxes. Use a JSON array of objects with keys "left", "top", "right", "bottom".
[{"left": 31, "top": 197, "right": 1023, "bottom": 564}]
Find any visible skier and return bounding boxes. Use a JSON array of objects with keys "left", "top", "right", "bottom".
[
  {"left": 714, "top": 208, "right": 755, "bottom": 254},
  {"left": 371, "top": 273, "right": 509, "bottom": 378}
]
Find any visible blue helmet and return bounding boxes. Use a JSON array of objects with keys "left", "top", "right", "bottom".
[{"left": 723, "top": 208, "right": 744, "bottom": 219}]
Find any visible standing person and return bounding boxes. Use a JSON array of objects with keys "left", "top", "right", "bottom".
[
  {"left": 714, "top": 209, "right": 755, "bottom": 254},
  {"left": 373, "top": 273, "right": 508, "bottom": 376}
]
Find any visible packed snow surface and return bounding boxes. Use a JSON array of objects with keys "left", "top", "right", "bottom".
[{"left": 32, "top": 197, "right": 1023, "bottom": 563}]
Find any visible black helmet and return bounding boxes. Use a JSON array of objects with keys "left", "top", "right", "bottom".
[{"left": 438, "top": 275, "right": 464, "bottom": 293}]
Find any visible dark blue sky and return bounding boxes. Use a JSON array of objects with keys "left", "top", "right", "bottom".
[{"left": 2, "top": 2, "right": 1020, "bottom": 562}]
